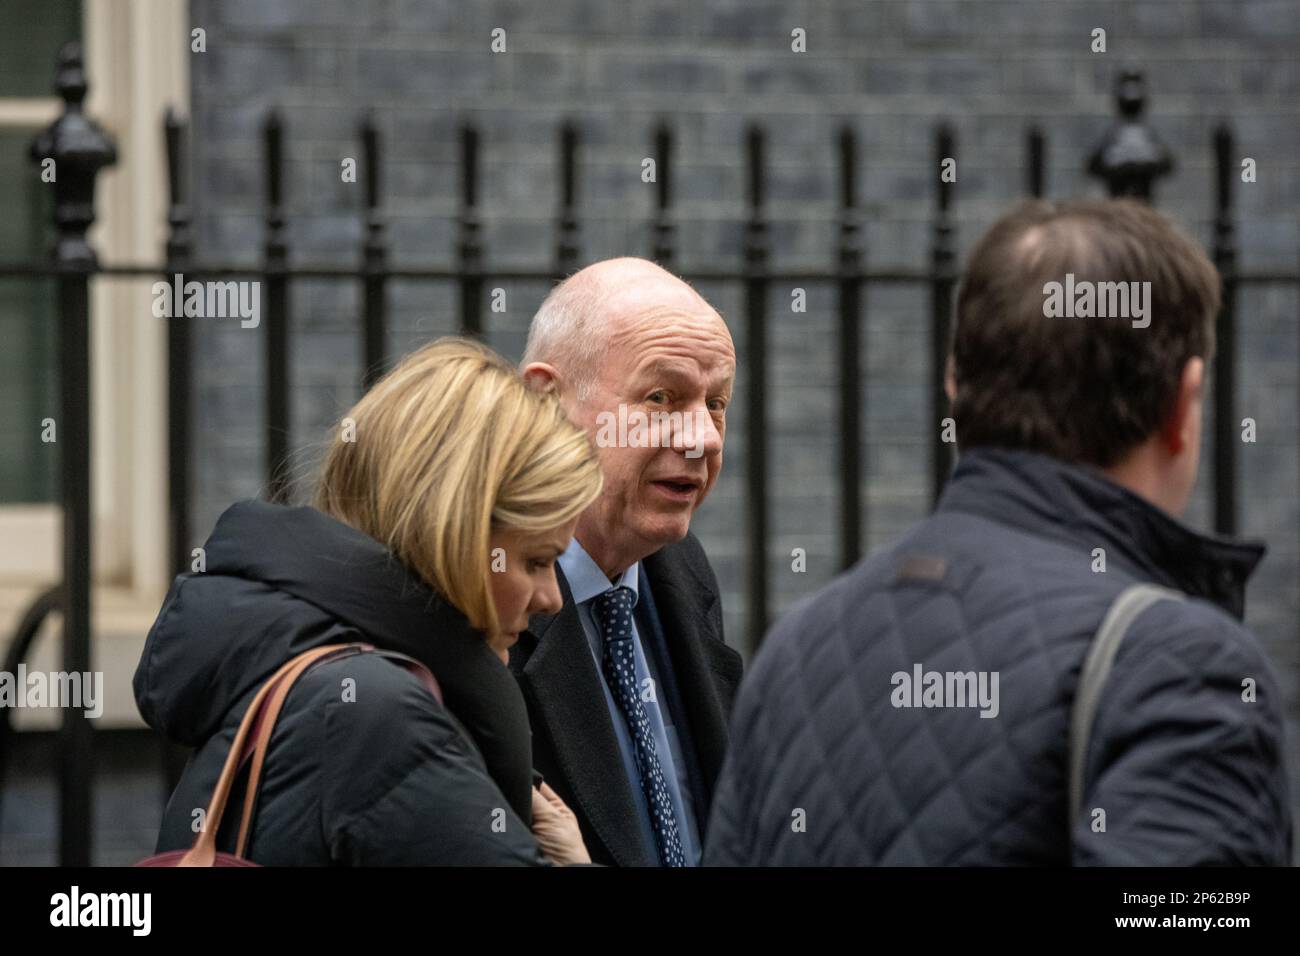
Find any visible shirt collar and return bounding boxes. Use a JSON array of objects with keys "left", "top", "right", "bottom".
[{"left": 557, "top": 536, "right": 640, "bottom": 607}]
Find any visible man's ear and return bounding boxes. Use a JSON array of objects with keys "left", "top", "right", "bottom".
[
  {"left": 521, "top": 362, "right": 560, "bottom": 394},
  {"left": 1161, "top": 356, "right": 1205, "bottom": 454},
  {"left": 943, "top": 355, "right": 957, "bottom": 404}
]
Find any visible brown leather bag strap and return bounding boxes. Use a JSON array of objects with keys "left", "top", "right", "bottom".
[
  {"left": 232, "top": 646, "right": 445, "bottom": 855},
  {"left": 178, "top": 644, "right": 356, "bottom": 867},
  {"left": 233, "top": 644, "right": 367, "bottom": 856}
]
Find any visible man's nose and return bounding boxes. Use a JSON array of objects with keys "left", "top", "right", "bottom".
[{"left": 683, "top": 406, "right": 723, "bottom": 459}]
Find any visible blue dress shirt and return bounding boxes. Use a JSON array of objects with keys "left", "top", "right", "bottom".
[{"left": 557, "top": 537, "right": 702, "bottom": 865}]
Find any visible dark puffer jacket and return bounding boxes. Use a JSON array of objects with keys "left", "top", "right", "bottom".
[
  {"left": 705, "top": 448, "right": 1292, "bottom": 866},
  {"left": 135, "top": 499, "right": 549, "bottom": 865}
]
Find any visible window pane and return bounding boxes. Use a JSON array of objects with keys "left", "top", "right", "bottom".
[
  {"left": 0, "top": 0, "right": 82, "bottom": 98},
  {"left": 0, "top": 128, "right": 57, "bottom": 503}
]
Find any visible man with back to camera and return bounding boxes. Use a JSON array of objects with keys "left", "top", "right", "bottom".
[
  {"left": 512, "top": 257, "right": 744, "bottom": 866},
  {"left": 705, "top": 199, "right": 1292, "bottom": 866}
]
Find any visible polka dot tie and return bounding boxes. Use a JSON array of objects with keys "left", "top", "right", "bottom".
[{"left": 592, "top": 586, "right": 686, "bottom": 867}]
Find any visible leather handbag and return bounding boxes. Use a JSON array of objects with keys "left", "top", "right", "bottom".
[{"left": 136, "top": 642, "right": 442, "bottom": 867}]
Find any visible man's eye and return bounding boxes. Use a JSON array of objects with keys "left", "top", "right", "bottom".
[
  {"left": 708, "top": 398, "right": 728, "bottom": 413},
  {"left": 647, "top": 390, "right": 670, "bottom": 404},
  {"left": 528, "top": 559, "right": 554, "bottom": 573}
]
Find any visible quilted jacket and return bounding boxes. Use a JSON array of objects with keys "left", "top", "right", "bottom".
[{"left": 704, "top": 448, "right": 1292, "bottom": 865}]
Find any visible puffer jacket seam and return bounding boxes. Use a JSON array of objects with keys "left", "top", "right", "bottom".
[
  {"left": 324, "top": 690, "right": 470, "bottom": 836},
  {"left": 137, "top": 574, "right": 191, "bottom": 729}
]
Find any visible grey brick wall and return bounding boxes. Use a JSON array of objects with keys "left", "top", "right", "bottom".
[{"left": 184, "top": 0, "right": 1300, "bottom": 841}]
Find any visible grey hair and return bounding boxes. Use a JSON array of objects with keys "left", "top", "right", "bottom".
[{"left": 521, "top": 275, "right": 611, "bottom": 402}]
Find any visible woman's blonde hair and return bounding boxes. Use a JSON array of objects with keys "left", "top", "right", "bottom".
[{"left": 315, "top": 336, "right": 602, "bottom": 635}]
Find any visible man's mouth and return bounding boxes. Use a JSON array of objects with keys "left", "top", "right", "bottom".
[{"left": 650, "top": 477, "right": 702, "bottom": 500}]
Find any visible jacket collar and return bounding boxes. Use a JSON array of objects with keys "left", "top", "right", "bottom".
[
  {"left": 937, "top": 448, "right": 1265, "bottom": 619},
  {"left": 204, "top": 499, "right": 536, "bottom": 822}
]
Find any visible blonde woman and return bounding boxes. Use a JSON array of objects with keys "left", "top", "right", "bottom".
[{"left": 134, "top": 337, "right": 602, "bottom": 865}]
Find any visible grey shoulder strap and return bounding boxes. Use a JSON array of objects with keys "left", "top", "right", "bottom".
[{"left": 1068, "top": 583, "right": 1184, "bottom": 830}]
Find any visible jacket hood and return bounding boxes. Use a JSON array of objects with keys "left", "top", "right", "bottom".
[
  {"left": 134, "top": 499, "right": 535, "bottom": 820},
  {"left": 938, "top": 447, "right": 1265, "bottom": 619}
]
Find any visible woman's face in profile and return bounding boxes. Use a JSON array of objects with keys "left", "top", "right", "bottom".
[{"left": 485, "top": 519, "right": 578, "bottom": 664}]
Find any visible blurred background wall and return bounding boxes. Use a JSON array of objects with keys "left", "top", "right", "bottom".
[{"left": 1, "top": 0, "right": 1297, "bottom": 864}]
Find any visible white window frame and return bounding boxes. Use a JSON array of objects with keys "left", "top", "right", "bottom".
[
  {"left": 1, "top": 0, "right": 189, "bottom": 727},
  {"left": 0, "top": 94, "right": 61, "bottom": 583}
]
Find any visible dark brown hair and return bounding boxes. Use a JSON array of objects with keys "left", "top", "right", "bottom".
[{"left": 949, "top": 199, "right": 1220, "bottom": 467}]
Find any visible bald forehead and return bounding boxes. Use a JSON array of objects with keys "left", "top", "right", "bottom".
[
  {"left": 569, "top": 257, "right": 712, "bottom": 316},
  {"left": 525, "top": 257, "right": 733, "bottom": 397},
  {"left": 563, "top": 257, "right": 724, "bottom": 342}
]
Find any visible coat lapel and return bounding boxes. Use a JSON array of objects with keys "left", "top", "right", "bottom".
[
  {"left": 643, "top": 543, "right": 744, "bottom": 802},
  {"left": 514, "top": 568, "right": 651, "bottom": 867}
]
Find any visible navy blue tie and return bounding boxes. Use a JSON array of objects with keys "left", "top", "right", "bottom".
[{"left": 592, "top": 586, "right": 686, "bottom": 867}]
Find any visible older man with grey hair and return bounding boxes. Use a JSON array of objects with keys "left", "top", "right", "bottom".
[{"left": 511, "top": 256, "right": 743, "bottom": 867}]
